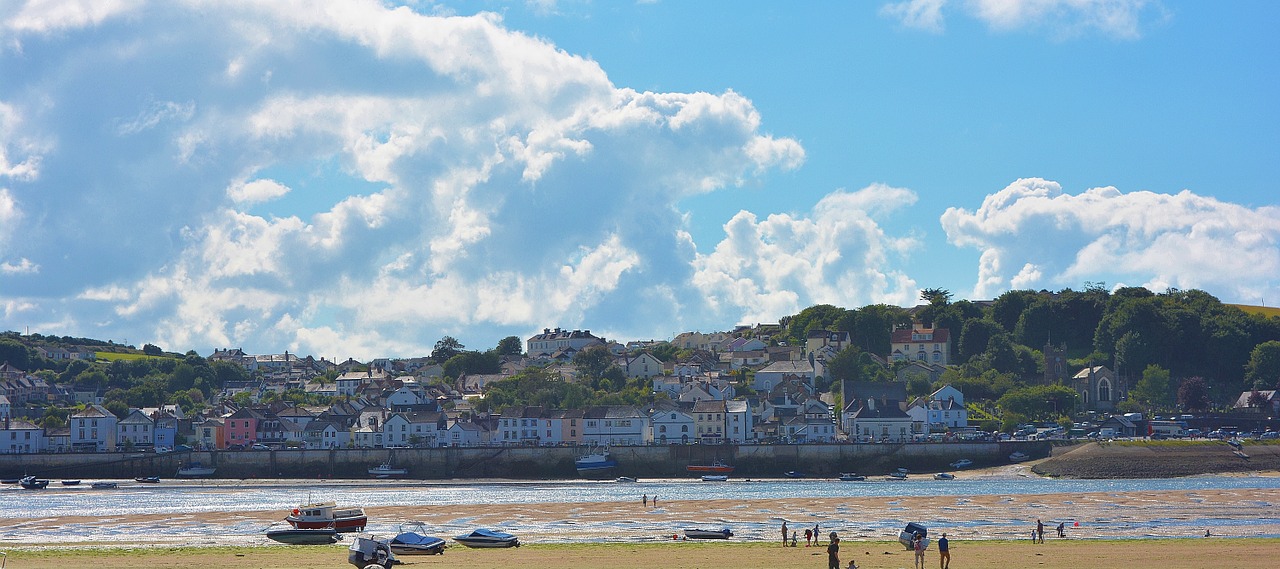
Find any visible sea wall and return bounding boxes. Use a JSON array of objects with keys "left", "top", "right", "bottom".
[{"left": 0, "top": 441, "right": 1049, "bottom": 480}]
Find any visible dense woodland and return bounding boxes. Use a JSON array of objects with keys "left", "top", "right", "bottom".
[{"left": 4, "top": 286, "right": 1280, "bottom": 432}]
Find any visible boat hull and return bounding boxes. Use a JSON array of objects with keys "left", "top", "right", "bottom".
[
  {"left": 287, "top": 516, "right": 367, "bottom": 532},
  {"left": 684, "top": 528, "right": 733, "bottom": 539},
  {"left": 266, "top": 528, "right": 340, "bottom": 545},
  {"left": 454, "top": 529, "right": 519, "bottom": 548},
  {"left": 686, "top": 465, "right": 734, "bottom": 474},
  {"left": 390, "top": 534, "right": 446, "bottom": 555}
]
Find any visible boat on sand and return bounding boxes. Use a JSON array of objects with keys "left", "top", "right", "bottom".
[
  {"left": 684, "top": 528, "right": 733, "bottom": 539},
  {"left": 286, "top": 502, "right": 368, "bottom": 532}
]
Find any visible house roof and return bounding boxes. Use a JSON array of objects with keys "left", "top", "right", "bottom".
[{"left": 890, "top": 328, "right": 951, "bottom": 344}]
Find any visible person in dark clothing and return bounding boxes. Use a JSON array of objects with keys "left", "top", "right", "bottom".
[
  {"left": 937, "top": 532, "right": 950, "bottom": 569},
  {"left": 1056, "top": 522, "right": 1065, "bottom": 538},
  {"left": 1036, "top": 519, "right": 1044, "bottom": 543},
  {"left": 826, "top": 532, "right": 840, "bottom": 569}
]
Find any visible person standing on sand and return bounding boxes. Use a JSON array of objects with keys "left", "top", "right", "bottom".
[
  {"left": 1057, "top": 522, "right": 1065, "bottom": 538},
  {"left": 813, "top": 523, "right": 821, "bottom": 546},
  {"left": 805, "top": 527, "right": 812, "bottom": 546},
  {"left": 781, "top": 520, "right": 788, "bottom": 546},
  {"left": 1036, "top": 519, "right": 1044, "bottom": 543},
  {"left": 913, "top": 532, "right": 926, "bottom": 569},
  {"left": 937, "top": 532, "right": 950, "bottom": 569},
  {"left": 642, "top": 494, "right": 647, "bottom": 507},
  {"left": 827, "top": 531, "right": 840, "bottom": 569}
]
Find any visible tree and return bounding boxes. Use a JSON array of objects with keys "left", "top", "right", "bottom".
[
  {"left": 920, "top": 288, "right": 952, "bottom": 305},
  {"left": 572, "top": 345, "right": 614, "bottom": 382},
  {"left": 1129, "top": 364, "right": 1173, "bottom": 411},
  {"left": 1177, "top": 376, "right": 1211, "bottom": 412},
  {"left": 0, "top": 339, "right": 31, "bottom": 369},
  {"left": 1245, "top": 340, "right": 1280, "bottom": 389},
  {"left": 494, "top": 336, "right": 523, "bottom": 357},
  {"left": 432, "top": 336, "right": 464, "bottom": 361},
  {"left": 1247, "top": 390, "right": 1269, "bottom": 409},
  {"left": 142, "top": 343, "right": 163, "bottom": 356}
]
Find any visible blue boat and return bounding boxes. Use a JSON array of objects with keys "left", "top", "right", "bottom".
[
  {"left": 390, "top": 523, "right": 447, "bottom": 555},
  {"left": 574, "top": 446, "right": 617, "bottom": 476},
  {"left": 453, "top": 528, "right": 520, "bottom": 548}
]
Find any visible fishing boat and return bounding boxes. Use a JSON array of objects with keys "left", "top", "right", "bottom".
[
  {"left": 90, "top": 481, "right": 118, "bottom": 489},
  {"left": 574, "top": 445, "right": 618, "bottom": 477},
  {"left": 1009, "top": 451, "right": 1030, "bottom": 462},
  {"left": 176, "top": 462, "right": 216, "bottom": 477},
  {"left": 368, "top": 463, "right": 409, "bottom": 478},
  {"left": 286, "top": 502, "right": 368, "bottom": 532},
  {"left": 950, "top": 458, "right": 973, "bottom": 469},
  {"left": 265, "top": 526, "right": 340, "bottom": 545},
  {"left": 685, "top": 459, "right": 734, "bottom": 474},
  {"left": 614, "top": 476, "right": 637, "bottom": 483},
  {"left": 885, "top": 471, "right": 908, "bottom": 480},
  {"left": 933, "top": 472, "right": 955, "bottom": 480},
  {"left": 134, "top": 476, "right": 161, "bottom": 483},
  {"left": 838, "top": 472, "right": 866, "bottom": 481},
  {"left": 700, "top": 474, "right": 729, "bottom": 482},
  {"left": 61, "top": 480, "right": 81, "bottom": 486},
  {"left": 684, "top": 528, "right": 733, "bottom": 539},
  {"left": 19, "top": 476, "right": 49, "bottom": 489},
  {"left": 783, "top": 470, "right": 806, "bottom": 478},
  {"left": 389, "top": 523, "right": 447, "bottom": 555},
  {"left": 453, "top": 528, "right": 520, "bottom": 548}
]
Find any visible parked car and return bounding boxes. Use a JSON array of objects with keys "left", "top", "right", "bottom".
[{"left": 250, "top": 443, "right": 271, "bottom": 450}]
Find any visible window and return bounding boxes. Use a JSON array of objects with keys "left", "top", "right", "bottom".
[{"left": 1098, "top": 378, "right": 1112, "bottom": 402}]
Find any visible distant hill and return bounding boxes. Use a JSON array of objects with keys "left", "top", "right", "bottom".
[{"left": 1231, "top": 304, "right": 1280, "bottom": 319}]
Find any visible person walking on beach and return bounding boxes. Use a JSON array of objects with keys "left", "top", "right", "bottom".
[
  {"left": 1036, "top": 519, "right": 1044, "bottom": 543},
  {"left": 804, "top": 527, "right": 813, "bottom": 546},
  {"left": 937, "top": 532, "right": 950, "bottom": 569},
  {"left": 913, "top": 533, "right": 926, "bottom": 569},
  {"left": 781, "top": 520, "right": 789, "bottom": 546},
  {"left": 827, "top": 531, "right": 840, "bottom": 569},
  {"left": 642, "top": 494, "right": 647, "bottom": 507},
  {"left": 1056, "top": 522, "right": 1065, "bottom": 538},
  {"left": 813, "top": 523, "right": 821, "bottom": 545}
]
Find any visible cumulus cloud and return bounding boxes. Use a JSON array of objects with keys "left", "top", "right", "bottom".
[
  {"left": 227, "top": 178, "right": 291, "bottom": 205},
  {"left": 941, "top": 178, "right": 1280, "bottom": 304},
  {"left": 881, "top": 0, "right": 1165, "bottom": 39},
  {"left": 692, "top": 184, "right": 922, "bottom": 325}
]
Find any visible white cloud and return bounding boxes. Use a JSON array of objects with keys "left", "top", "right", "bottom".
[
  {"left": 881, "top": 0, "right": 1165, "bottom": 39},
  {"left": 115, "top": 99, "right": 195, "bottom": 135},
  {"left": 881, "top": 0, "right": 947, "bottom": 33},
  {"left": 941, "top": 178, "right": 1280, "bottom": 304},
  {"left": 1, "top": 0, "right": 141, "bottom": 36},
  {"left": 0, "top": 257, "right": 38, "bottom": 275},
  {"left": 227, "top": 178, "right": 291, "bottom": 205},
  {"left": 692, "top": 184, "right": 921, "bottom": 325}
]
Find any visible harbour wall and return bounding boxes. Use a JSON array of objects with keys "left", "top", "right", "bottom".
[{"left": 0, "top": 441, "right": 1049, "bottom": 480}]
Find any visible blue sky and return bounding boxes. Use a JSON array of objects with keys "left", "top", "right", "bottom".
[{"left": 0, "top": 1, "right": 1276, "bottom": 360}]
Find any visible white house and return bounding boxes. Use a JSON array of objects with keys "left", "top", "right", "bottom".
[
  {"left": 386, "top": 380, "right": 424, "bottom": 407},
  {"left": 444, "top": 420, "right": 491, "bottom": 447},
  {"left": 620, "top": 352, "right": 665, "bottom": 379},
  {"left": 1, "top": 417, "right": 44, "bottom": 454},
  {"left": 724, "top": 399, "right": 753, "bottom": 443},
  {"left": 526, "top": 328, "right": 606, "bottom": 358},
  {"left": 905, "top": 385, "right": 968, "bottom": 432},
  {"left": 650, "top": 407, "right": 695, "bottom": 444},
  {"left": 890, "top": 327, "right": 953, "bottom": 366},
  {"left": 753, "top": 361, "right": 815, "bottom": 391},
  {"left": 582, "top": 406, "right": 648, "bottom": 446},
  {"left": 692, "top": 399, "right": 727, "bottom": 444},
  {"left": 117, "top": 409, "right": 155, "bottom": 449},
  {"left": 71, "top": 404, "right": 117, "bottom": 452},
  {"left": 845, "top": 399, "right": 920, "bottom": 443}
]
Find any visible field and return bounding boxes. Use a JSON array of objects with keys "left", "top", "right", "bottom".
[{"left": 1230, "top": 303, "right": 1280, "bottom": 318}]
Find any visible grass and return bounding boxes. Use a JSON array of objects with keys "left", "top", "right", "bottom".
[
  {"left": 1230, "top": 304, "right": 1280, "bottom": 318},
  {"left": 94, "top": 351, "right": 176, "bottom": 362}
]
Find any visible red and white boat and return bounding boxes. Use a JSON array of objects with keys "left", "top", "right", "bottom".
[
  {"left": 285, "top": 501, "right": 368, "bottom": 533},
  {"left": 686, "top": 459, "right": 734, "bottom": 474}
]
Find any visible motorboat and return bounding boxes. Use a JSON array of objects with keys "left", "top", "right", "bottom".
[
  {"left": 700, "top": 474, "right": 729, "bottom": 482},
  {"left": 287, "top": 502, "right": 368, "bottom": 532},
  {"left": 686, "top": 459, "right": 734, "bottom": 474},
  {"left": 684, "top": 528, "right": 733, "bottom": 539},
  {"left": 390, "top": 523, "right": 446, "bottom": 555},
  {"left": 575, "top": 446, "right": 618, "bottom": 477},
  {"left": 933, "top": 472, "right": 955, "bottom": 480},
  {"left": 1, "top": 478, "right": 20, "bottom": 484},
  {"left": 91, "top": 481, "right": 118, "bottom": 489},
  {"left": 19, "top": 476, "right": 49, "bottom": 489},
  {"left": 838, "top": 472, "right": 866, "bottom": 481},
  {"left": 950, "top": 458, "right": 973, "bottom": 469},
  {"left": 886, "top": 471, "right": 908, "bottom": 480},
  {"left": 348, "top": 535, "right": 399, "bottom": 569},
  {"left": 783, "top": 470, "right": 806, "bottom": 478},
  {"left": 453, "top": 528, "right": 519, "bottom": 548},
  {"left": 61, "top": 480, "right": 81, "bottom": 486},
  {"left": 1009, "top": 451, "right": 1030, "bottom": 462},
  {"left": 176, "top": 462, "right": 216, "bottom": 477},
  {"left": 898, "top": 522, "right": 930, "bottom": 550},
  {"left": 134, "top": 476, "right": 161, "bottom": 483},
  {"left": 614, "top": 476, "right": 638, "bottom": 483},
  {"left": 368, "top": 463, "right": 409, "bottom": 478},
  {"left": 266, "top": 526, "right": 340, "bottom": 545}
]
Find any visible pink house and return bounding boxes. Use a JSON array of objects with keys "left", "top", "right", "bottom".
[{"left": 224, "top": 407, "right": 263, "bottom": 447}]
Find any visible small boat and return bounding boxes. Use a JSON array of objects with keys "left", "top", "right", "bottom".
[
  {"left": 368, "top": 463, "right": 409, "bottom": 478},
  {"left": 950, "top": 458, "right": 973, "bottom": 469},
  {"left": 348, "top": 535, "right": 399, "bottom": 569},
  {"left": 838, "top": 472, "right": 866, "bottom": 481},
  {"left": 686, "top": 459, "right": 734, "bottom": 474},
  {"left": 684, "top": 528, "right": 733, "bottom": 539},
  {"left": 91, "top": 481, "right": 119, "bottom": 489},
  {"left": 899, "top": 522, "right": 929, "bottom": 550},
  {"left": 19, "top": 476, "right": 49, "bottom": 489},
  {"left": 61, "top": 480, "right": 81, "bottom": 486},
  {"left": 176, "top": 462, "right": 216, "bottom": 477},
  {"left": 453, "top": 528, "right": 519, "bottom": 548},
  {"left": 933, "top": 472, "right": 955, "bottom": 480},
  {"left": 287, "top": 502, "right": 368, "bottom": 532},
  {"left": 783, "top": 470, "right": 806, "bottom": 478},
  {"left": 266, "top": 526, "right": 340, "bottom": 545},
  {"left": 1009, "top": 451, "right": 1030, "bottom": 462},
  {"left": 614, "top": 476, "right": 638, "bottom": 483},
  {"left": 575, "top": 445, "right": 618, "bottom": 477},
  {"left": 701, "top": 474, "right": 729, "bottom": 482},
  {"left": 896, "top": 467, "right": 911, "bottom": 474},
  {"left": 390, "top": 523, "right": 447, "bottom": 555},
  {"left": 134, "top": 476, "right": 161, "bottom": 483},
  {"left": 1, "top": 478, "right": 20, "bottom": 484}
]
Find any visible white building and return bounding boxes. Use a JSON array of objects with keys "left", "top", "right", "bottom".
[
  {"left": 1, "top": 417, "right": 44, "bottom": 454},
  {"left": 116, "top": 409, "right": 155, "bottom": 449},
  {"left": 650, "top": 407, "right": 695, "bottom": 444},
  {"left": 582, "top": 406, "right": 648, "bottom": 446},
  {"left": 753, "top": 361, "right": 815, "bottom": 391}
]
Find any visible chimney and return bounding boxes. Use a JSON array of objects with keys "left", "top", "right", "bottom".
[{"left": 867, "top": 398, "right": 875, "bottom": 411}]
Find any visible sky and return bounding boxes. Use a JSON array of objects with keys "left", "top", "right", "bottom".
[{"left": 0, "top": 0, "right": 1277, "bottom": 360}]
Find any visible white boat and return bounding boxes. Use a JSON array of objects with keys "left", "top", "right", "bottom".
[
  {"left": 348, "top": 535, "right": 399, "bottom": 569},
  {"left": 838, "top": 472, "right": 866, "bottom": 481},
  {"left": 898, "top": 522, "right": 930, "bottom": 550},
  {"left": 369, "top": 463, "right": 409, "bottom": 478},
  {"left": 19, "top": 476, "right": 49, "bottom": 490},
  {"left": 615, "top": 476, "right": 638, "bottom": 483},
  {"left": 1009, "top": 451, "right": 1030, "bottom": 462},
  {"left": 286, "top": 502, "right": 368, "bottom": 532},
  {"left": 886, "top": 471, "right": 908, "bottom": 480},
  {"left": 176, "top": 462, "right": 216, "bottom": 477},
  {"left": 390, "top": 523, "right": 446, "bottom": 555},
  {"left": 575, "top": 446, "right": 618, "bottom": 477},
  {"left": 933, "top": 472, "right": 955, "bottom": 480},
  {"left": 684, "top": 528, "right": 733, "bottom": 539},
  {"left": 266, "top": 526, "right": 340, "bottom": 545},
  {"left": 950, "top": 458, "right": 973, "bottom": 469},
  {"left": 700, "top": 474, "right": 729, "bottom": 482},
  {"left": 453, "top": 528, "right": 519, "bottom": 548}
]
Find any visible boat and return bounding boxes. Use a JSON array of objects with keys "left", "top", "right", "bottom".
[
  {"left": 91, "top": 481, "right": 118, "bottom": 489},
  {"left": 265, "top": 526, "right": 340, "bottom": 545},
  {"left": 686, "top": 459, "right": 734, "bottom": 474},
  {"left": 176, "top": 462, "right": 216, "bottom": 477},
  {"left": 614, "top": 476, "right": 638, "bottom": 483},
  {"left": 838, "top": 472, "right": 866, "bottom": 481},
  {"left": 886, "top": 471, "right": 908, "bottom": 480},
  {"left": 950, "top": 458, "right": 973, "bottom": 469},
  {"left": 348, "top": 535, "right": 399, "bottom": 569},
  {"left": 19, "top": 476, "right": 49, "bottom": 489},
  {"left": 1, "top": 478, "right": 20, "bottom": 484},
  {"left": 134, "top": 476, "right": 161, "bottom": 483},
  {"left": 389, "top": 523, "right": 446, "bottom": 555},
  {"left": 783, "top": 470, "right": 806, "bottom": 478},
  {"left": 574, "top": 446, "right": 618, "bottom": 476},
  {"left": 898, "top": 522, "right": 930, "bottom": 550},
  {"left": 61, "top": 480, "right": 81, "bottom": 485},
  {"left": 933, "top": 472, "right": 955, "bottom": 480},
  {"left": 368, "top": 463, "right": 409, "bottom": 478},
  {"left": 700, "top": 474, "right": 729, "bottom": 482},
  {"left": 453, "top": 528, "right": 520, "bottom": 548},
  {"left": 1009, "top": 451, "right": 1030, "bottom": 462},
  {"left": 684, "top": 528, "right": 733, "bottom": 539},
  {"left": 286, "top": 502, "right": 368, "bottom": 532}
]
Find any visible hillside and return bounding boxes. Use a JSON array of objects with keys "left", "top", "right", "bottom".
[{"left": 1032, "top": 440, "right": 1280, "bottom": 478}]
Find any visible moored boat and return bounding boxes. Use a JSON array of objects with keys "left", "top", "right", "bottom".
[
  {"left": 266, "top": 526, "right": 340, "bottom": 545},
  {"left": 368, "top": 463, "right": 409, "bottom": 478},
  {"left": 176, "top": 462, "right": 216, "bottom": 477},
  {"left": 838, "top": 472, "right": 866, "bottom": 481},
  {"left": 933, "top": 472, "right": 955, "bottom": 480},
  {"left": 686, "top": 459, "right": 734, "bottom": 474},
  {"left": 950, "top": 458, "right": 973, "bottom": 469},
  {"left": 287, "top": 502, "right": 368, "bottom": 532},
  {"left": 1, "top": 477, "right": 20, "bottom": 484},
  {"left": 453, "top": 528, "right": 519, "bottom": 548},
  {"left": 348, "top": 535, "right": 399, "bottom": 569},
  {"left": 61, "top": 480, "right": 81, "bottom": 485},
  {"left": 390, "top": 523, "right": 446, "bottom": 555},
  {"left": 614, "top": 476, "right": 637, "bottom": 483},
  {"left": 783, "top": 470, "right": 806, "bottom": 478},
  {"left": 700, "top": 474, "right": 729, "bottom": 482},
  {"left": 19, "top": 476, "right": 49, "bottom": 489},
  {"left": 885, "top": 471, "right": 908, "bottom": 480},
  {"left": 1009, "top": 451, "right": 1030, "bottom": 462},
  {"left": 91, "top": 481, "right": 118, "bottom": 489},
  {"left": 575, "top": 446, "right": 618, "bottom": 477},
  {"left": 684, "top": 528, "right": 733, "bottom": 539},
  {"left": 134, "top": 476, "right": 160, "bottom": 483}
]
